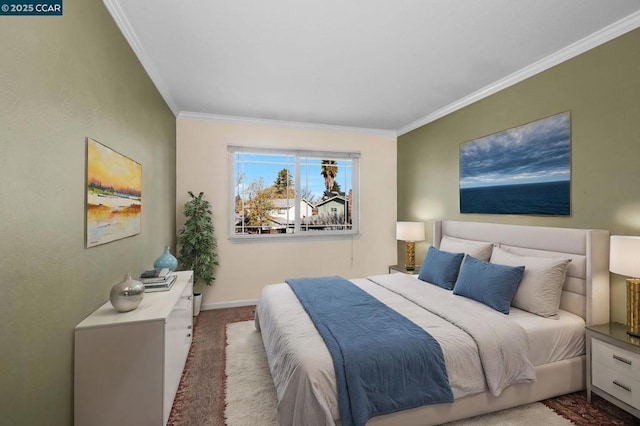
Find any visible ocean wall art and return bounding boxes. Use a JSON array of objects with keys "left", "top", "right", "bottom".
[{"left": 459, "top": 111, "right": 571, "bottom": 215}]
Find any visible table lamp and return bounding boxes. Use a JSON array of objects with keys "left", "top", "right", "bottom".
[
  {"left": 610, "top": 235, "right": 640, "bottom": 337},
  {"left": 396, "top": 221, "right": 425, "bottom": 271}
]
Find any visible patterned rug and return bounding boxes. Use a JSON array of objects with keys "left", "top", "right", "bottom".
[
  {"left": 542, "top": 392, "right": 639, "bottom": 425},
  {"left": 167, "top": 306, "right": 256, "bottom": 426},
  {"left": 168, "top": 307, "right": 640, "bottom": 426}
]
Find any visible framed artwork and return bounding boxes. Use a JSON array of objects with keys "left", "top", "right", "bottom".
[
  {"left": 459, "top": 111, "right": 571, "bottom": 215},
  {"left": 86, "top": 138, "right": 142, "bottom": 247}
]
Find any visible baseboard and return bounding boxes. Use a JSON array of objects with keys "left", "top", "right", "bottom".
[{"left": 202, "top": 299, "right": 258, "bottom": 311}]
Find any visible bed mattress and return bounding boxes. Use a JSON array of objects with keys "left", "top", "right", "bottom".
[
  {"left": 508, "top": 307, "right": 585, "bottom": 365},
  {"left": 398, "top": 274, "right": 586, "bottom": 366},
  {"left": 256, "top": 273, "right": 586, "bottom": 426}
]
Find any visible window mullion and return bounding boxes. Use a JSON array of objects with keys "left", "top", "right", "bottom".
[
  {"left": 240, "top": 153, "right": 247, "bottom": 234},
  {"left": 351, "top": 157, "right": 359, "bottom": 233},
  {"left": 294, "top": 155, "right": 301, "bottom": 233}
]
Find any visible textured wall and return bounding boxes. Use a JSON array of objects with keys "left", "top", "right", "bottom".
[
  {"left": 398, "top": 28, "right": 640, "bottom": 324},
  {"left": 0, "top": 1, "right": 176, "bottom": 424},
  {"left": 177, "top": 118, "right": 397, "bottom": 305}
]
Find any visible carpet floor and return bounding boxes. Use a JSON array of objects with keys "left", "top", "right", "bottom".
[{"left": 168, "top": 307, "right": 640, "bottom": 426}]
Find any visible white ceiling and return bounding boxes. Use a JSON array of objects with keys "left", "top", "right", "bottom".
[{"left": 105, "top": 1, "right": 640, "bottom": 135}]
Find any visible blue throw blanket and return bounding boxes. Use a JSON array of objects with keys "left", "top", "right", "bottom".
[{"left": 286, "top": 276, "right": 453, "bottom": 426}]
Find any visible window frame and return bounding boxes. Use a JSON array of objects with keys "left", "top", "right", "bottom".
[{"left": 228, "top": 145, "right": 360, "bottom": 241}]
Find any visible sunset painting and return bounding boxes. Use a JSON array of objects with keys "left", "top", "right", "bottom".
[{"left": 86, "top": 138, "right": 142, "bottom": 247}]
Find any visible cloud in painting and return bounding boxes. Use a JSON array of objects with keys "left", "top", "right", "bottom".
[{"left": 460, "top": 112, "right": 570, "bottom": 188}]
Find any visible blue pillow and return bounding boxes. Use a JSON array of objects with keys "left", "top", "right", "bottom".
[
  {"left": 418, "top": 246, "right": 465, "bottom": 290},
  {"left": 453, "top": 255, "right": 524, "bottom": 314}
]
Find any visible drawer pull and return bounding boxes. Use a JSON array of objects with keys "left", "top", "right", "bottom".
[
  {"left": 612, "top": 354, "right": 632, "bottom": 366},
  {"left": 187, "top": 333, "right": 192, "bottom": 338},
  {"left": 613, "top": 380, "right": 632, "bottom": 393},
  {"left": 187, "top": 295, "right": 193, "bottom": 301},
  {"left": 188, "top": 325, "right": 192, "bottom": 330}
]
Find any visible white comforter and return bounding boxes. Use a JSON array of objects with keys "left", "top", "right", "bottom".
[{"left": 255, "top": 274, "right": 536, "bottom": 426}]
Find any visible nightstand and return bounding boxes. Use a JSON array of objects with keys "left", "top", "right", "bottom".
[
  {"left": 388, "top": 265, "right": 421, "bottom": 275},
  {"left": 586, "top": 322, "right": 640, "bottom": 418}
]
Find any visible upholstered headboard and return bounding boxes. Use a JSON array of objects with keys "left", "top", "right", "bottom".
[{"left": 433, "top": 220, "right": 610, "bottom": 325}]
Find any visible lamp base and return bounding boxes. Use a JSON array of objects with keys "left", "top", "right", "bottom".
[
  {"left": 627, "top": 278, "right": 640, "bottom": 337},
  {"left": 404, "top": 241, "right": 416, "bottom": 272}
]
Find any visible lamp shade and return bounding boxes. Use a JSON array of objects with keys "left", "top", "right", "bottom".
[
  {"left": 396, "top": 221, "right": 425, "bottom": 242},
  {"left": 610, "top": 235, "right": 640, "bottom": 278}
]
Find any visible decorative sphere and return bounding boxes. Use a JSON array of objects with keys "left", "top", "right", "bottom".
[{"left": 110, "top": 274, "right": 145, "bottom": 313}]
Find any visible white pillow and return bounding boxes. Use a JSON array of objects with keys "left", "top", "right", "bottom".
[
  {"left": 439, "top": 236, "right": 494, "bottom": 261},
  {"left": 490, "top": 246, "right": 570, "bottom": 319}
]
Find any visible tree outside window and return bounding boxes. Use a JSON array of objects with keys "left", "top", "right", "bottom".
[{"left": 230, "top": 148, "right": 358, "bottom": 238}]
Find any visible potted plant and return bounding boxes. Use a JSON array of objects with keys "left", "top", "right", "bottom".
[{"left": 178, "top": 191, "right": 219, "bottom": 316}]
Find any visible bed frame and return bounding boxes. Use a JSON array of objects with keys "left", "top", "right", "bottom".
[{"left": 367, "top": 220, "right": 610, "bottom": 425}]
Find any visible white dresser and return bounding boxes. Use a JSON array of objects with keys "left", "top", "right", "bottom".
[{"left": 74, "top": 271, "right": 194, "bottom": 426}]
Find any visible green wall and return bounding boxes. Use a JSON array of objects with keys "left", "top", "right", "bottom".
[
  {"left": 398, "top": 28, "right": 640, "bottom": 325},
  {"left": 0, "top": 1, "right": 176, "bottom": 424}
]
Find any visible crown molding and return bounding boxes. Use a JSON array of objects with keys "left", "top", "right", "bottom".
[
  {"left": 397, "top": 10, "right": 640, "bottom": 136},
  {"left": 103, "top": 0, "right": 179, "bottom": 116},
  {"left": 178, "top": 111, "right": 398, "bottom": 137}
]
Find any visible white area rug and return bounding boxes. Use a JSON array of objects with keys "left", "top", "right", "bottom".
[
  {"left": 224, "top": 321, "right": 572, "bottom": 426},
  {"left": 225, "top": 320, "right": 278, "bottom": 426}
]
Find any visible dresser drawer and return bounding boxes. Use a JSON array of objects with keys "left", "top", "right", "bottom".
[
  {"left": 164, "top": 276, "right": 193, "bottom": 423},
  {"left": 592, "top": 338, "right": 640, "bottom": 380},
  {"left": 592, "top": 362, "right": 640, "bottom": 408}
]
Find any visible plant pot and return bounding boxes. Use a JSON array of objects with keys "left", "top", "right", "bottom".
[{"left": 193, "top": 293, "right": 203, "bottom": 316}]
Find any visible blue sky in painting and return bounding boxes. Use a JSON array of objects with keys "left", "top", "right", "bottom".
[{"left": 460, "top": 112, "right": 571, "bottom": 189}]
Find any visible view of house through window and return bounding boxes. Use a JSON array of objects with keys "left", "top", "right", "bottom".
[{"left": 229, "top": 147, "right": 358, "bottom": 237}]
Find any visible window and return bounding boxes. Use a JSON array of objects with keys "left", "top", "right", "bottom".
[{"left": 229, "top": 146, "right": 359, "bottom": 239}]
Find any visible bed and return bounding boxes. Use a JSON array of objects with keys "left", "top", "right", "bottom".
[{"left": 255, "top": 220, "right": 610, "bottom": 425}]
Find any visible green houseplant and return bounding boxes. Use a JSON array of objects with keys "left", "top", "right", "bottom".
[{"left": 178, "top": 191, "right": 218, "bottom": 315}]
